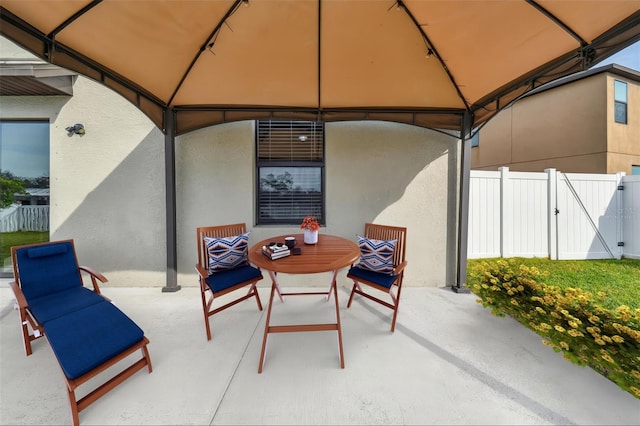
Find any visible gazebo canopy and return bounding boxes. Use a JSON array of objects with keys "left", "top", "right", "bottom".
[
  {"left": 2, "top": 0, "right": 639, "bottom": 291},
  {"left": 1, "top": 0, "right": 639, "bottom": 135}
]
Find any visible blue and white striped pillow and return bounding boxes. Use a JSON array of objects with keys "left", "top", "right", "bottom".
[
  {"left": 205, "top": 232, "right": 250, "bottom": 273},
  {"left": 356, "top": 235, "right": 397, "bottom": 275}
]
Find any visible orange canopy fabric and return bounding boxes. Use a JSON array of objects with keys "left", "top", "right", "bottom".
[{"left": 1, "top": 0, "right": 639, "bottom": 135}]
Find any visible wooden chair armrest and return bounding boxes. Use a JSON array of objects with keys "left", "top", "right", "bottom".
[
  {"left": 9, "top": 281, "right": 28, "bottom": 309},
  {"left": 195, "top": 263, "right": 209, "bottom": 278},
  {"left": 79, "top": 266, "right": 108, "bottom": 294},
  {"left": 393, "top": 260, "right": 408, "bottom": 275}
]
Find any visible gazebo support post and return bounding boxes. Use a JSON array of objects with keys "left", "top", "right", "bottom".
[
  {"left": 162, "top": 107, "right": 181, "bottom": 293},
  {"left": 453, "top": 110, "right": 472, "bottom": 293}
]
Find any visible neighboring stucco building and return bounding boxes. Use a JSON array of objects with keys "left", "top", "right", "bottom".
[
  {"left": 471, "top": 64, "right": 640, "bottom": 175},
  {"left": 1, "top": 36, "right": 462, "bottom": 289}
]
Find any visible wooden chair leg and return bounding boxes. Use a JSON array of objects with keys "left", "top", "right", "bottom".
[
  {"left": 347, "top": 281, "right": 359, "bottom": 308},
  {"left": 67, "top": 387, "right": 80, "bottom": 426},
  {"left": 390, "top": 284, "right": 402, "bottom": 332},
  {"left": 390, "top": 304, "right": 399, "bottom": 332},
  {"left": 201, "top": 288, "right": 212, "bottom": 341},
  {"left": 248, "top": 284, "right": 263, "bottom": 310},
  {"left": 19, "top": 313, "right": 33, "bottom": 356},
  {"left": 142, "top": 344, "right": 153, "bottom": 373}
]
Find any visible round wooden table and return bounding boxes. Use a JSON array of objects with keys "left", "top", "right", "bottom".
[{"left": 248, "top": 233, "right": 360, "bottom": 373}]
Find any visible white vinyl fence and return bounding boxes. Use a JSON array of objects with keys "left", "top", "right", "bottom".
[
  {"left": 621, "top": 175, "right": 640, "bottom": 259},
  {"left": 468, "top": 168, "right": 640, "bottom": 260},
  {"left": 0, "top": 205, "right": 49, "bottom": 232}
]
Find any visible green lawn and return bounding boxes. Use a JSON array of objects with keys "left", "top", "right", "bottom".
[
  {"left": 468, "top": 257, "right": 640, "bottom": 309},
  {"left": 1, "top": 231, "right": 49, "bottom": 263}
]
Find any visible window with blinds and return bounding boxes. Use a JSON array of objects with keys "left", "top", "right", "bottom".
[{"left": 256, "top": 120, "right": 325, "bottom": 225}]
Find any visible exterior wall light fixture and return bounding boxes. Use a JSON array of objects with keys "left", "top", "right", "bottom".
[{"left": 65, "top": 123, "right": 85, "bottom": 136}]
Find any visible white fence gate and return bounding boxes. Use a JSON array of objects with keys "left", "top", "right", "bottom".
[
  {"left": 555, "top": 172, "right": 623, "bottom": 260},
  {"left": 468, "top": 168, "right": 639, "bottom": 260}
]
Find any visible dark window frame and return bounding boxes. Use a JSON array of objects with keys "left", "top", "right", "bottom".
[
  {"left": 255, "top": 120, "right": 326, "bottom": 226},
  {"left": 614, "top": 80, "right": 628, "bottom": 125}
]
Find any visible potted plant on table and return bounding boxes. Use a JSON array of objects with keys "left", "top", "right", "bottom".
[{"left": 300, "top": 216, "right": 320, "bottom": 244}]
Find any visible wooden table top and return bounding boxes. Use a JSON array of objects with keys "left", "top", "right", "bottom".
[{"left": 248, "top": 233, "right": 360, "bottom": 274}]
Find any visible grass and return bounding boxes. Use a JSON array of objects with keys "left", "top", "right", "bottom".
[
  {"left": 1, "top": 231, "right": 49, "bottom": 262},
  {"left": 468, "top": 257, "right": 640, "bottom": 309}
]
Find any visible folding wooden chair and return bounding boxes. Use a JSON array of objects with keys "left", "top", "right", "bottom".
[
  {"left": 10, "top": 239, "right": 152, "bottom": 426},
  {"left": 346, "top": 223, "right": 407, "bottom": 332},
  {"left": 195, "top": 223, "right": 264, "bottom": 340}
]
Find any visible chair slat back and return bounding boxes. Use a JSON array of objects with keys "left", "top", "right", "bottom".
[
  {"left": 11, "top": 240, "right": 83, "bottom": 301},
  {"left": 196, "top": 223, "right": 248, "bottom": 271},
  {"left": 364, "top": 223, "right": 407, "bottom": 268}
]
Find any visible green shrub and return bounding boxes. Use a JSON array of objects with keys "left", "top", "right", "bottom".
[{"left": 468, "top": 259, "right": 640, "bottom": 399}]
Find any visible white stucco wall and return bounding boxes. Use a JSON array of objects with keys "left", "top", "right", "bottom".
[
  {"left": 2, "top": 36, "right": 462, "bottom": 289},
  {"left": 0, "top": 80, "right": 167, "bottom": 286},
  {"left": 2, "top": 34, "right": 166, "bottom": 286},
  {"left": 176, "top": 121, "right": 459, "bottom": 288}
]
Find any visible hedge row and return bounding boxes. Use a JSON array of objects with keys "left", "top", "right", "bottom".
[{"left": 468, "top": 259, "right": 640, "bottom": 399}]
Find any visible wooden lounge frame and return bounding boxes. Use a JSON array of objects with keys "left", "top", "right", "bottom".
[
  {"left": 347, "top": 223, "right": 408, "bottom": 332},
  {"left": 195, "top": 223, "right": 263, "bottom": 341},
  {"left": 10, "top": 240, "right": 152, "bottom": 426},
  {"left": 64, "top": 338, "right": 152, "bottom": 426}
]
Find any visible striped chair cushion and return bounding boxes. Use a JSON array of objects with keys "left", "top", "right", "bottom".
[
  {"left": 356, "top": 235, "right": 397, "bottom": 275},
  {"left": 204, "top": 232, "right": 250, "bottom": 273}
]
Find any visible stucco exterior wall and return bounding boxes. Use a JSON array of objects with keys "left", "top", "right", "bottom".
[
  {"left": 472, "top": 70, "right": 640, "bottom": 174},
  {"left": 1, "top": 78, "right": 167, "bottom": 286},
  {"left": 2, "top": 36, "right": 166, "bottom": 285},
  {"left": 607, "top": 74, "right": 640, "bottom": 173},
  {"left": 469, "top": 108, "right": 513, "bottom": 168},
  {"left": 511, "top": 76, "right": 607, "bottom": 166},
  {"left": 175, "top": 121, "right": 459, "bottom": 288}
]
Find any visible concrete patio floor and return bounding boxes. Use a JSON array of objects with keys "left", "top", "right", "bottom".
[{"left": 1, "top": 278, "right": 638, "bottom": 426}]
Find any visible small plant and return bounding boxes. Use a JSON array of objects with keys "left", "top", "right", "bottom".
[
  {"left": 300, "top": 216, "right": 320, "bottom": 231},
  {"left": 468, "top": 258, "right": 640, "bottom": 399}
]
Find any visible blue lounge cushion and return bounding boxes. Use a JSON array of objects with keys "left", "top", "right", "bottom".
[
  {"left": 43, "top": 301, "right": 145, "bottom": 380},
  {"left": 14, "top": 241, "right": 83, "bottom": 300},
  {"left": 356, "top": 235, "right": 397, "bottom": 275},
  {"left": 204, "top": 232, "right": 250, "bottom": 273},
  {"left": 27, "top": 244, "right": 69, "bottom": 258},
  {"left": 348, "top": 266, "right": 398, "bottom": 289},
  {"left": 205, "top": 264, "right": 263, "bottom": 293},
  {"left": 28, "top": 287, "right": 106, "bottom": 324}
]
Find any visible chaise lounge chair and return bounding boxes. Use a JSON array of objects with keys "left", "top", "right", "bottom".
[{"left": 10, "top": 239, "right": 152, "bottom": 426}]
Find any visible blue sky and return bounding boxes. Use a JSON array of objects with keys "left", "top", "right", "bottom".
[
  {"left": 0, "top": 121, "right": 49, "bottom": 179},
  {"left": 595, "top": 40, "right": 640, "bottom": 71}
]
